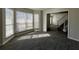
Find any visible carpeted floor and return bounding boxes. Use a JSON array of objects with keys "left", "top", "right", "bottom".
[{"left": 0, "top": 31, "right": 79, "bottom": 50}]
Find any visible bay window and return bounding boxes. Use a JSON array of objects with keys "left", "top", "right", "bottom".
[{"left": 5, "top": 9, "right": 34, "bottom": 38}]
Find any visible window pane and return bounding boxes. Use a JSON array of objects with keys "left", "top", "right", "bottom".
[
  {"left": 6, "top": 25, "right": 14, "bottom": 37},
  {"left": 27, "top": 13, "right": 33, "bottom": 30},
  {"left": 5, "top": 9, "right": 14, "bottom": 37},
  {"left": 16, "top": 11, "right": 27, "bottom": 32},
  {"left": 5, "top": 9, "right": 14, "bottom": 25},
  {"left": 16, "top": 11, "right": 33, "bottom": 32},
  {"left": 16, "top": 11, "right": 26, "bottom": 24},
  {"left": 16, "top": 24, "right": 26, "bottom": 32}
]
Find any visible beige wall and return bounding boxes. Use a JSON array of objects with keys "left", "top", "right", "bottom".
[{"left": 68, "top": 9, "right": 79, "bottom": 41}]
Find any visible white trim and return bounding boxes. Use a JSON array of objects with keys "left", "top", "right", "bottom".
[
  {"left": 68, "top": 36, "right": 79, "bottom": 42},
  {"left": 2, "top": 35, "right": 14, "bottom": 45}
]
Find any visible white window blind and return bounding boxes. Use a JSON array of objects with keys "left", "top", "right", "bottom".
[
  {"left": 16, "top": 11, "right": 33, "bottom": 32},
  {"left": 27, "top": 13, "right": 33, "bottom": 30}
]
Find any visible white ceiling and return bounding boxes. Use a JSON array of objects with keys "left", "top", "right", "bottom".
[{"left": 30, "top": 8, "right": 49, "bottom": 10}]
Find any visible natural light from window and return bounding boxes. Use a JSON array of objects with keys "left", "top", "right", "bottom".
[
  {"left": 5, "top": 8, "right": 14, "bottom": 37},
  {"left": 17, "top": 33, "right": 50, "bottom": 40},
  {"left": 16, "top": 11, "right": 33, "bottom": 32}
]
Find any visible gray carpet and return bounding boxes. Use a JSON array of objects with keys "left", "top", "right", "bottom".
[{"left": 0, "top": 31, "right": 79, "bottom": 50}]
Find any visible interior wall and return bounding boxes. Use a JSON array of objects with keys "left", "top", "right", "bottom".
[
  {"left": 68, "top": 8, "right": 79, "bottom": 41},
  {"left": 0, "top": 8, "right": 3, "bottom": 46},
  {"left": 43, "top": 8, "right": 68, "bottom": 32},
  {"left": 33, "top": 10, "right": 43, "bottom": 32},
  {"left": 40, "top": 11, "right": 43, "bottom": 32}
]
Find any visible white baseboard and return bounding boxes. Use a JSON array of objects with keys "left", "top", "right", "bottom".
[
  {"left": 2, "top": 35, "right": 14, "bottom": 45},
  {"left": 68, "top": 36, "right": 79, "bottom": 42}
]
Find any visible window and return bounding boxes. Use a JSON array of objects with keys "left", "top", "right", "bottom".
[
  {"left": 5, "top": 9, "right": 14, "bottom": 37},
  {"left": 16, "top": 11, "right": 33, "bottom": 32},
  {"left": 27, "top": 13, "right": 33, "bottom": 30},
  {"left": 16, "top": 11, "right": 27, "bottom": 32}
]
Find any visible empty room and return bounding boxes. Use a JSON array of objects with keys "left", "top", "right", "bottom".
[{"left": 0, "top": 8, "right": 79, "bottom": 50}]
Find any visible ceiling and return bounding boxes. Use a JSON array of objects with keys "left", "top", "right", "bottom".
[{"left": 30, "top": 8, "right": 49, "bottom": 10}]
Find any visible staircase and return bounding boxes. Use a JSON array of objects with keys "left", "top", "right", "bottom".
[
  {"left": 50, "top": 13, "right": 68, "bottom": 32},
  {"left": 57, "top": 14, "right": 68, "bottom": 26}
]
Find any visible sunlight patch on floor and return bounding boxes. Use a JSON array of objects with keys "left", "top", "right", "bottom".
[{"left": 17, "top": 33, "right": 50, "bottom": 40}]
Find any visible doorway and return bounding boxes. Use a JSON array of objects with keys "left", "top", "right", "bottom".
[{"left": 47, "top": 11, "right": 68, "bottom": 35}]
